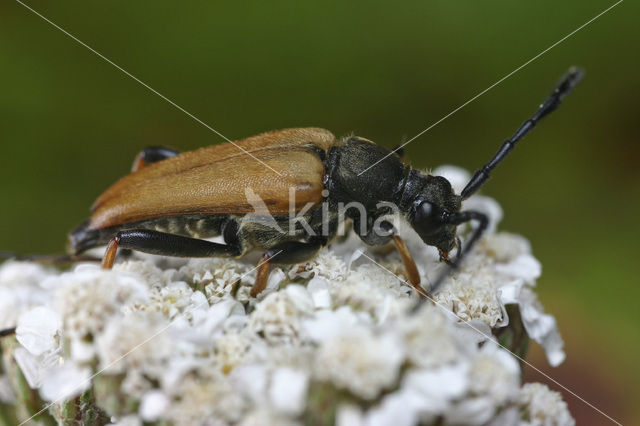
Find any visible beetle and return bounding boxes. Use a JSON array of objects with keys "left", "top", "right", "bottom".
[{"left": 62, "top": 68, "right": 583, "bottom": 300}]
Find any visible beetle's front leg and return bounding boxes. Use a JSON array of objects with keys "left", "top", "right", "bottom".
[
  {"left": 250, "top": 238, "right": 327, "bottom": 297},
  {"left": 101, "top": 229, "right": 241, "bottom": 269},
  {"left": 390, "top": 234, "right": 431, "bottom": 300}
]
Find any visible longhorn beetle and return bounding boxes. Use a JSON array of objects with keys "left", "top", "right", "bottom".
[{"left": 6, "top": 68, "right": 583, "bottom": 305}]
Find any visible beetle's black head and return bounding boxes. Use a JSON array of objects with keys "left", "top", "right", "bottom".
[{"left": 404, "top": 172, "right": 461, "bottom": 252}]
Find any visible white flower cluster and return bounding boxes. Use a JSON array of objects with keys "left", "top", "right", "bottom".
[{"left": 0, "top": 166, "right": 574, "bottom": 425}]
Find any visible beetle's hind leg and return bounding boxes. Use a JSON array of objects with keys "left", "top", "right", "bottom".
[
  {"left": 250, "top": 238, "right": 327, "bottom": 298},
  {"left": 131, "top": 146, "right": 179, "bottom": 172},
  {"left": 101, "top": 229, "right": 241, "bottom": 269}
]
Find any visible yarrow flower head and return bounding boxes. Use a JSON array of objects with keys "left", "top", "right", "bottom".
[{"left": 0, "top": 165, "right": 574, "bottom": 425}]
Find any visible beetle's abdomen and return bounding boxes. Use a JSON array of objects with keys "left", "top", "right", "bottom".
[{"left": 328, "top": 137, "right": 408, "bottom": 210}]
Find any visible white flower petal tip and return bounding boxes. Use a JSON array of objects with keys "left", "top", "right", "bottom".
[
  {"left": 16, "top": 306, "right": 61, "bottom": 356},
  {"left": 39, "top": 362, "right": 91, "bottom": 402},
  {"left": 519, "top": 383, "right": 575, "bottom": 426}
]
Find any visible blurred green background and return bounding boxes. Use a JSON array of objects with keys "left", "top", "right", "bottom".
[{"left": 1, "top": 1, "right": 638, "bottom": 423}]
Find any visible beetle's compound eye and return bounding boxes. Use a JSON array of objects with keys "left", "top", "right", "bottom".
[{"left": 415, "top": 201, "right": 435, "bottom": 222}]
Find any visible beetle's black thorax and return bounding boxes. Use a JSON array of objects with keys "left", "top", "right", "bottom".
[{"left": 326, "top": 137, "right": 409, "bottom": 211}]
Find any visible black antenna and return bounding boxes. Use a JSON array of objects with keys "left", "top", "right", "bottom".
[{"left": 461, "top": 67, "right": 584, "bottom": 200}]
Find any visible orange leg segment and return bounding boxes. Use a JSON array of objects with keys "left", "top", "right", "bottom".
[
  {"left": 102, "top": 236, "right": 120, "bottom": 269},
  {"left": 392, "top": 235, "right": 430, "bottom": 300},
  {"left": 250, "top": 254, "right": 272, "bottom": 298}
]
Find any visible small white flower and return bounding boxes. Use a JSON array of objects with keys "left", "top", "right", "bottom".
[
  {"left": 166, "top": 373, "right": 247, "bottom": 425},
  {"left": 269, "top": 367, "right": 309, "bottom": 415},
  {"left": 480, "top": 232, "right": 532, "bottom": 262},
  {"left": 445, "top": 397, "right": 497, "bottom": 426},
  {"left": 302, "top": 306, "right": 362, "bottom": 343},
  {"left": 400, "top": 306, "right": 461, "bottom": 369},
  {"left": 519, "top": 383, "right": 575, "bottom": 426},
  {"left": 54, "top": 265, "right": 149, "bottom": 340},
  {"left": 213, "top": 328, "right": 257, "bottom": 374},
  {"left": 314, "top": 327, "right": 405, "bottom": 400},
  {"left": 13, "top": 345, "right": 61, "bottom": 389},
  {"left": 468, "top": 344, "right": 520, "bottom": 405},
  {"left": 0, "top": 261, "right": 52, "bottom": 328},
  {"left": 139, "top": 389, "right": 171, "bottom": 421},
  {"left": 249, "top": 285, "right": 314, "bottom": 344},
  {"left": 39, "top": 361, "right": 91, "bottom": 402},
  {"left": 16, "top": 306, "right": 61, "bottom": 356},
  {"left": 290, "top": 249, "right": 348, "bottom": 281},
  {"left": 230, "top": 364, "right": 268, "bottom": 404},
  {"left": 499, "top": 283, "right": 566, "bottom": 366},
  {"left": 306, "top": 276, "right": 332, "bottom": 309},
  {"left": 402, "top": 363, "right": 470, "bottom": 415},
  {"left": 70, "top": 337, "right": 95, "bottom": 363},
  {"left": 95, "top": 311, "right": 173, "bottom": 383}
]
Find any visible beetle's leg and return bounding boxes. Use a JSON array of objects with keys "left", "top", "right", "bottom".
[
  {"left": 101, "top": 229, "right": 241, "bottom": 269},
  {"left": 250, "top": 238, "right": 326, "bottom": 297},
  {"left": 454, "top": 236, "right": 462, "bottom": 261},
  {"left": 131, "top": 146, "right": 179, "bottom": 172},
  {"left": 250, "top": 252, "right": 276, "bottom": 298},
  {"left": 0, "top": 327, "right": 16, "bottom": 338},
  {"left": 391, "top": 234, "right": 429, "bottom": 299},
  {"left": 438, "top": 248, "right": 453, "bottom": 265}
]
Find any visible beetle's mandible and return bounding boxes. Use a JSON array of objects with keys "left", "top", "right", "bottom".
[{"left": 67, "top": 68, "right": 583, "bottom": 299}]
